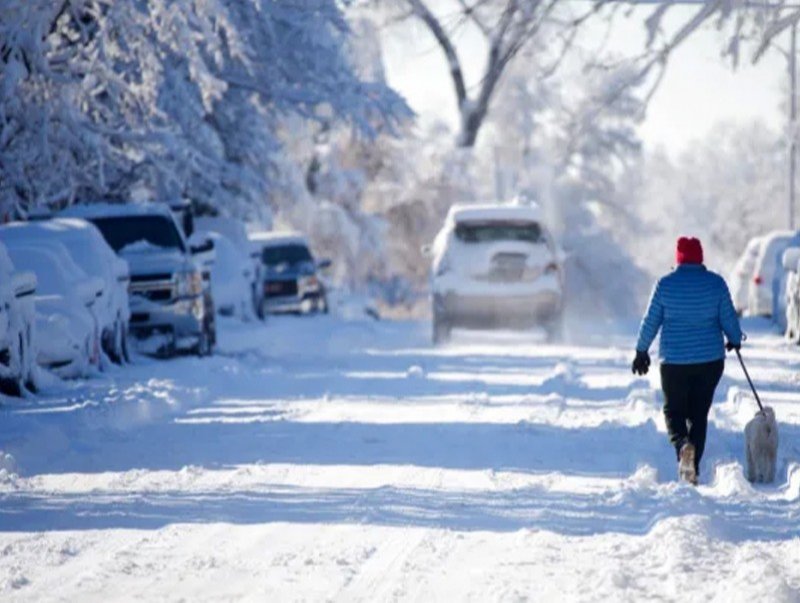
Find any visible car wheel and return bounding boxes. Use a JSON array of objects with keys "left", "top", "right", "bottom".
[
  {"left": 432, "top": 314, "right": 451, "bottom": 345},
  {"left": 194, "top": 329, "right": 212, "bottom": 357},
  {"left": 259, "top": 299, "right": 270, "bottom": 321},
  {"left": 22, "top": 327, "right": 37, "bottom": 393},
  {"left": 82, "top": 337, "right": 94, "bottom": 377},
  {"left": 792, "top": 313, "right": 800, "bottom": 345},
  {"left": 107, "top": 322, "right": 122, "bottom": 365},
  {"left": 120, "top": 326, "right": 131, "bottom": 363},
  {"left": 0, "top": 335, "right": 25, "bottom": 397}
]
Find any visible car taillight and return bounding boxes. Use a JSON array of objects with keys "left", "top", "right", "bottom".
[{"left": 754, "top": 275, "right": 763, "bottom": 285}]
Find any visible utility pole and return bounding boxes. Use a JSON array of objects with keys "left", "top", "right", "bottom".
[{"left": 790, "top": 22, "right": 797, "bottom": 230}]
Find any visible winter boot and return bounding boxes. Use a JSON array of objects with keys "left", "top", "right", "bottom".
[{"left": 678, "top": 442, "right": 697, "bottom": 485}]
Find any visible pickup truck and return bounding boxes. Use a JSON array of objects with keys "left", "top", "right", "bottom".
[{"left": 62, "top": 203, "right": 216, "bottom": 357}]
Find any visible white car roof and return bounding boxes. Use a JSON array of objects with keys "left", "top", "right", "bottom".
[
  {"left": 0, "top": 219, "right": 128, "bottom": 281},
  {"left": 60, "top": 202, "right": 176, "bottom": 220},
  {"left": 446, "top": 203, "right": 543, "bottom": 225},
  {"left": 248, "top": 231, "right": 309, "bottom": 247},
  {"left": 756, "top": 231, "right": 799, "bottom": 257},
  {"left": 1, "top": 217, "right": 106, "bottom": 246},
  {"left": 4, "top": 239, "right": 88, "bottom": 278},
  {"left": 753, "top": 230, "right": 800, "bottom": 272},
  {"left": 4, "top": 244, "right": 84, "bottom": 296}
]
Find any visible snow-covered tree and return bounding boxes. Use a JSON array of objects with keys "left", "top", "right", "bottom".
[
  {"left": 625, "top": 121, "right": 786, "bottom": 278},
  {"left": 382, "top": 0, "right": 602, "bottom": 147},
  {"left": 479, "top": 47, "right": 650, "bottom": 319},
  {"left": 0, "top": 0, "right": 410, "bottom": 220}
]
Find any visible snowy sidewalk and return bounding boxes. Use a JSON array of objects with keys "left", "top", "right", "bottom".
[{"left": 1, "top": 316, "right": 799, "bottom": 601}]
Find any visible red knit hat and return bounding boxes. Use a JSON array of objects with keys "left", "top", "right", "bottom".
[{"left": 676, "top": 237, "right": 703, "bottom": 265}]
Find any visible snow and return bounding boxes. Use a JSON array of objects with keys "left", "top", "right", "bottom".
[
  {"left": 0, "top": 219, "right": 130, "bottom": 337},
  {"left": 205, "top": 232, "right": 253, "bottom": 319},
  {"left": 0, "top": 315, "right": 799, "bottom": 599},
  {"left": 31, "top": 295, "right": 86, "bottom": 371},
  {"left": 3, "top": 247, "right": 95, "bottom": 376},
  {"left": 119, "top": 240, "right": 171, "bottom": 255},
  {"left": 60, "top": 202, "right": 177, "bottom": 221},
  {"left": 446, "top": 203, "right": 543, "bottom": 226},
  {"left": 249, "top": 230, "right": 309, "bottom": 247}
]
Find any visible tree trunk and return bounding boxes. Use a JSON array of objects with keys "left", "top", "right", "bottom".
[{"left": 458, "top": 105, "right": 485, "bottom": 148}]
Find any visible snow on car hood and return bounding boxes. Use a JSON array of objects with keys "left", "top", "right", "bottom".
[
  {"left": 34, "top": 294, "right": 92, "bottom": 357},
  {"left": 118, "top": 243, "right": 192, "bottom": 277}
]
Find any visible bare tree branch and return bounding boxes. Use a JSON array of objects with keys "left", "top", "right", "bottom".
[
  {"left": 405, "top": 0, "right": 469, "bottom": 111},
  {"left": 455, "top": 0, "right": 491, "bottom": 35},
  {"left": 754, "top": 8, "right": 800, "bottom": 61}
]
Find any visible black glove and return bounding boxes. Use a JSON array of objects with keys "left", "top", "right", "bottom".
[
  {"left": 725, "top": 341, "right": 741, "bottom": 352},
  {"left": 631, "top": 350, "right": 650, "bottom": 376}
]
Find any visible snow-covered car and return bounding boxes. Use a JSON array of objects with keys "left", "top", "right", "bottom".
[
  {"left": 4, "top": 244, "right": 101, "bottom": 378},
  {"left": 747, "top": 230, "right": 800, "bottom": 318},
  {"left": 204, "top": 232, "right": 254, "bottom": 319},
  {"left": 729, "top": 236, "right": 765, "bottom": 315},
  {"left": 776, "top": 244, "right": 800, "bottom": 332},
  {"left": 249, "top": 232, "right": 331, "bottom": 318},
  {"left": 195, "top": 216, "right": 260, "bottom": 312},
  {"left": 0, "top": 219, "right": 131, "bottom": 363},
  {"left": 0, "top": 242, "right": 37, "bottom": 396},
  {"left": 428, "top": 203, "right": 564, "bottom": 344},
  {"left": 62, "top": 203, "right": 216, "bottom": 357},
  {"left": 782, "top": 248, "right": 800, "bottom": 342}
]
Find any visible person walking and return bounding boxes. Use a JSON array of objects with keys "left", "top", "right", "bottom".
[{"left": 632, "top": 237, "right": 743, "bottom": 485}]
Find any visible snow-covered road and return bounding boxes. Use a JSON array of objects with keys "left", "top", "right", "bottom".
[{"left": 1, "top": 316, "right": 800, "bottom": 601}]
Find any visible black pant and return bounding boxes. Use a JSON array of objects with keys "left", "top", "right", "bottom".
[{"left": 660, "top": 359, "right": 725, "bottom": 472}]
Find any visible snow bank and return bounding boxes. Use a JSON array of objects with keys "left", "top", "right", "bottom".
[
  {"left": 0, "top": 452, "right": 18, "bottom": 487},
  {"left": 0, "top": 316, "right": 797, "bottom": 600}
]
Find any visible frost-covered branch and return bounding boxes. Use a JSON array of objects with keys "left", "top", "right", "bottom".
[
  {"left": 398, "top": 0, "right": 594, "bottom": 147},
  {"left": 0, "top": 0, "right": 411, "bottom": 219}
]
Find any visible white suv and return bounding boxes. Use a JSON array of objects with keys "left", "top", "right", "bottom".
[{"left": 429, "top": 203, "right": 564, "bottom": 343}]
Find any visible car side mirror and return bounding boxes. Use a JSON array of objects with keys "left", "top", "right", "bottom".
[
  {"left": 190, "top": 235, "right": 214, "bottom": 255},
  {"left": 317, "top": 258, "right": 332, "bottom": 270}
]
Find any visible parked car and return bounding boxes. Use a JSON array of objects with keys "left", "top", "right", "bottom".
[
  {"left": 776, "top": 244, "right": 800, "bottom": 332},
  {"left": 783, "top": 248, "right": 800, "bottom": 342},
  {"left": 249, "top": 232, "right": 330, "bottom": 318},
  {"left": 427, "top": 203, "right": 564, "bottom": 344},
  {"left": 62, "top": 203, "right": 216, "bottom": 357},
  {"left": 747, "top": 231, "right": 800, "bottom": 317},
  {"left": 0, "top": 219, "right": 131, "bottom": 363},
  {"left": 195, "top": 216, "right": 260, "bottom": 313},
  {"left": 4, "top": 244, "right": 102, "bottom": 378},
  {"left": 729, "top": 237, "right": 765, "bottom": 315},
  {"left": 0, "top": 242, "right": 37, "bottom": 395}
]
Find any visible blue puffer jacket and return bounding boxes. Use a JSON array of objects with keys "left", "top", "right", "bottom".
[{"left": 636, "top": 264, "right": 743, "bottom": 365}]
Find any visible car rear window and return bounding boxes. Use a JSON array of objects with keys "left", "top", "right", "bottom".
[
  {"left": 261, "top": 244, "right": 313, "bottom": 266},
  {"left": 91, "top": 216, "right": 185, "bottom": 253},
  {"left": 455, "top": 221, "right": 544, "bottom": 244}
]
